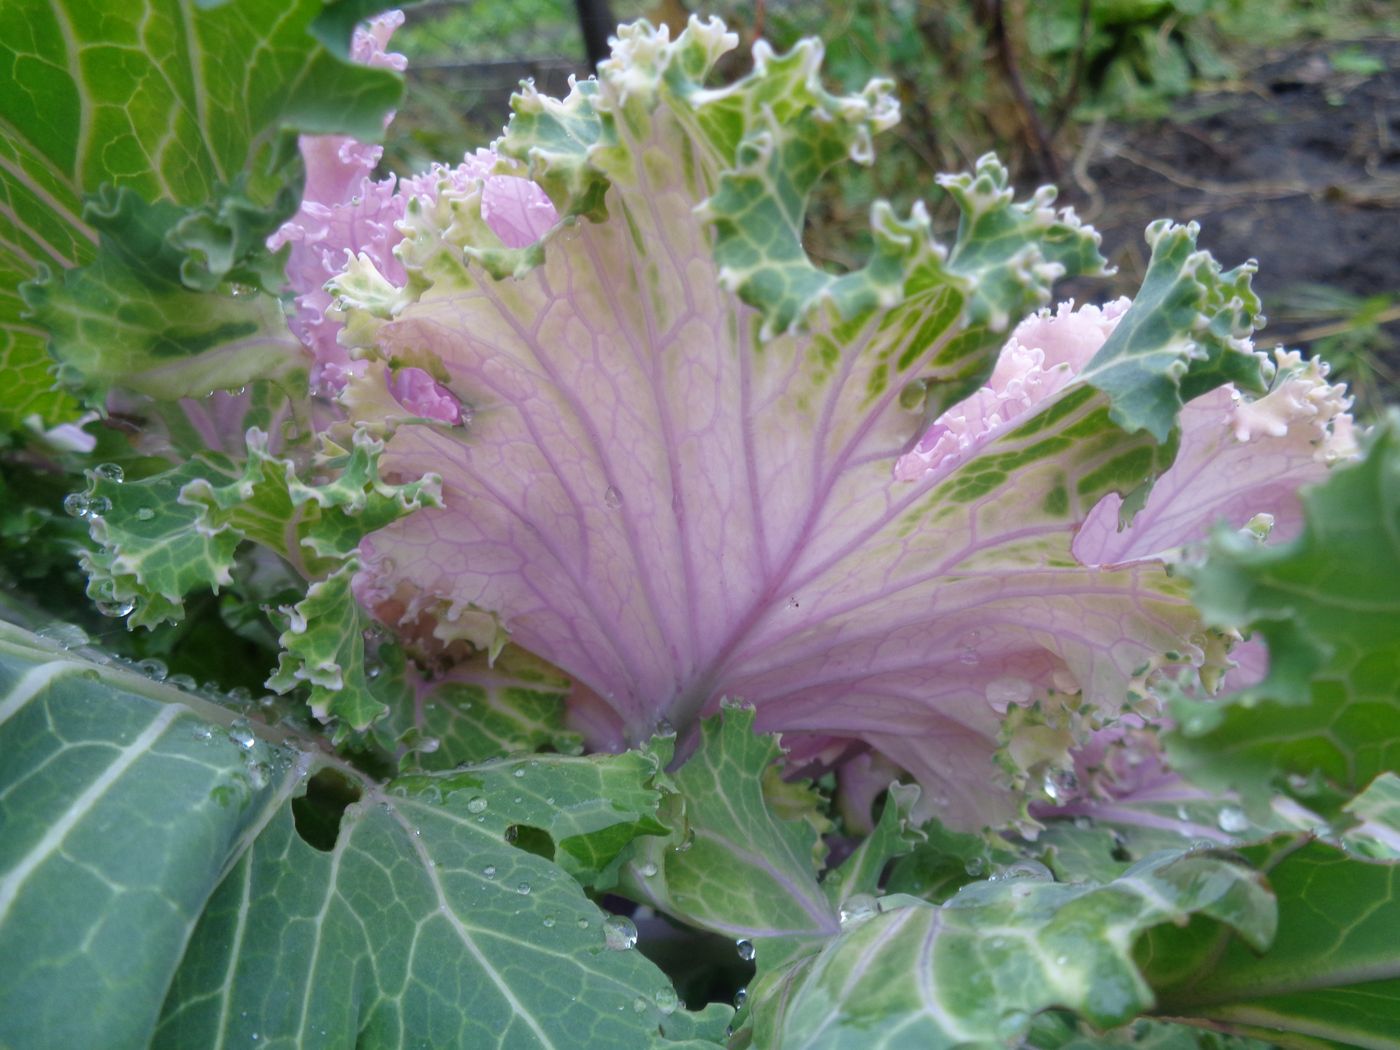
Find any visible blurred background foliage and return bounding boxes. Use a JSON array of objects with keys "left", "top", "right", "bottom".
[{"left": 383, "top": 0, "right": 1399, "bottom": 410}]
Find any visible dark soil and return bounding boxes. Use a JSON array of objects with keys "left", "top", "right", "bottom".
[{"left": 1061, "top": 37, "right": 1400, "bottom": 407}]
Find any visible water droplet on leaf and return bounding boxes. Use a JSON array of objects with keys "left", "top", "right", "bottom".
[
  {"left": 93, "top": 463, "right": 124, "bottom": 482},
  {"left": 37, "top": 622, "right": 89, "bottom": 649},
  {"left": 227, "top": 720, "right": 256, "bottom": 750},
  {"left": 735, "top": 939, "right": 755, "bottom": 962},
  {"left": 602, "top": 915, "right": 637, "bottom": 950},
  {"left": 603, "top": 485, "right": 623, "bottom": 509},
  {"left": 466, "top": 796, "right": 488, "bottom": 814},
  {"left": 1217, "top": 806, "right": 1250, "bottom": 834},
  {"left": 482, "top": 865, "right": 497, "bottom": 878},
  {"left": 838, "top": 893, "right": 878, "bottom": 926}
]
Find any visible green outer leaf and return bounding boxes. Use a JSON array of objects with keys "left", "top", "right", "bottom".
[
  {"left": 80, "top": 454, "right": 243, "bottom": 628},
  {"left": 0, "top": 0, "right": 402, "bottom": 429},
  {"left": 752, "top": 852, "right": 1274, "bottom": 1049},
  {"left": 0, "top": 620, "right": 300, "bottom": 1050},
  {"left": 22, "top": 188, "right": 307, "bottom": 404},
  {"left": 885, "top": 821, "right": 1021, "bottom": 903},
  {"left": 822, "top": 781, "right": 924, "bottom": 908},
  {"left": 266, "top": 558, "right": 385, "bottom": 726},
  {"left": 1166, "top": 414, "right": 1400, "bottom": 818},
  {"left": 1345, "top": 772, "right": 1400, "bottom": 858},
  {"left": 616, "top": 707, "right": 840, "bottom": 965},
  {"left": 0, "top": 619, "right": 724, "bottom": 1049},
  {"left": 374, "top": 642, "right": 580, "bottom": 770},
  {"left": 1148, "top": 836, "right": 1400, "bottom": 1048},
  {"left": 156, "top": 750, "right": 706, "bottom": 1049},
  {"left": 1077, "top": 219, "right": 1265, "bottom": 444}
]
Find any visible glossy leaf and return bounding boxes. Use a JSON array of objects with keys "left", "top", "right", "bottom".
[
  {"left": 0, "top": 619, "right": 723, "bottom": 1049},
  {"left": 0, "top": 0, "right": 403, "bottom": 429},
  {"left": 749, "top": 850, "right": 1273, "bottom": 1048},
  {"left": 1167, "top": 414, "right": 1400, "bottom": 818}
]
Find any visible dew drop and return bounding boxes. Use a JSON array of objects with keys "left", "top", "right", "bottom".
[
  {"left": 838, "top": 893, "right": 878, "bottom": 926},
  {"left": 482, "top": 865, "right": 497, "bottom": 879},
  {"left": 733, "top": 987, "right": 747, "bottom": 1009},
  {"left": 191, "top": 723, "right": 215, "bottom": 742},
  {"left": 135, "top": 658, "right": 167, "bottom": 681},
  {"left": 654, "top": 987, "right": 679, "bottom": 1015},
  {"left": 418, "top": 736, "right": 441, "bottom": 754},
  {"left": 1217, "top": 806, "right": 1250, "bottom": 834},
  {"left": 577, "top": 918, "right": 590, "bottom": 930},
  {"left": 62, "top": 493, "right": 90, "bottom": 518},
  {"left": 735, "top": 938, "right": 756, "bottom": 962},
  {"left": 96, "top": 597, "right": 136, "bottom": 618},
  {"left": 984, "top": 676, "right": 1032, "bottom": 707},
  {"left": 637, "top": 861, "right": 658, "bottom": 878},
  {"left": 603, "top": 485, "right": 623, "bottom": 509},
  {"left": 512, "top": 767, "right": 526, "bottom": 778},
  {"left": 93, "top": 463, "right": 124, "bottom": 483},
  {"left": 602, "top": 915, "right": 638, "bottom": 951},
  {"left": 227, "top": 720, "right": 256, "bottom": 750},
  {"left": 466, "top": 796, "right": 488, "bottom": 814},
  {"left": 36, "top": 622, "right": 89, "bottom": 649},
  {"left": 632, "top": 996, "right": 649, "bottom": 1014},
  {"left": 993, "top": 860, "right": 1053, "bottom": 882},
  {"left": 516, "top": 882, "right": 531, "bottom": 895},
  {"left": 963, "top": 856, "right": 986, "bottom": 877},
  {"left": 542, "top": 916, "right": 555, "bottom": 928},
  {"left": 1042, "top": 767, "right": 1079, "bottom": 803}
]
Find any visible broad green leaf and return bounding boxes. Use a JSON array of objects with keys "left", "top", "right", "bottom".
[
  {"left": 1027, "top": 1013, "right": 1275, "bottom": 1050},
  {"left": 0, "top": 0, "right": 402, "bottom": 429},
  {"left": 0, "top": 619, "right": 302, "bottom": 1050},
  {"left": 22, "top": 188, "right": 308, "bottom": 405},
  {"left": 1147, "top": 835, "right": 1400, "bottom": 1048},
  {"left": 1167, "top": 414, "right": 1400, "bottom": 818},
  {"left": 748, "top": 851, "right": 1273, "bottom": 1049},
  {"left": 0, "top": 619, "right": 723, "bottom": 1049}
]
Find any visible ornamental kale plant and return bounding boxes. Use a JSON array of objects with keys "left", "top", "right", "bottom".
[{"left": 1, "top": 5, "right": 1398, "bottom": 1050}]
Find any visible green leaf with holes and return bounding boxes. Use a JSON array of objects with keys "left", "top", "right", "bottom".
[{"left": 0, "top": 619, "right": 727, "bottom": 1049}]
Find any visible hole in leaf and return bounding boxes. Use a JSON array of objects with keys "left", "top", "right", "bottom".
[
  {"left": 504, "top": 824, "right": 555, "bottom": 861},
  {"left": 292, "top": 768, "right": 362, "bottom": 852}
]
